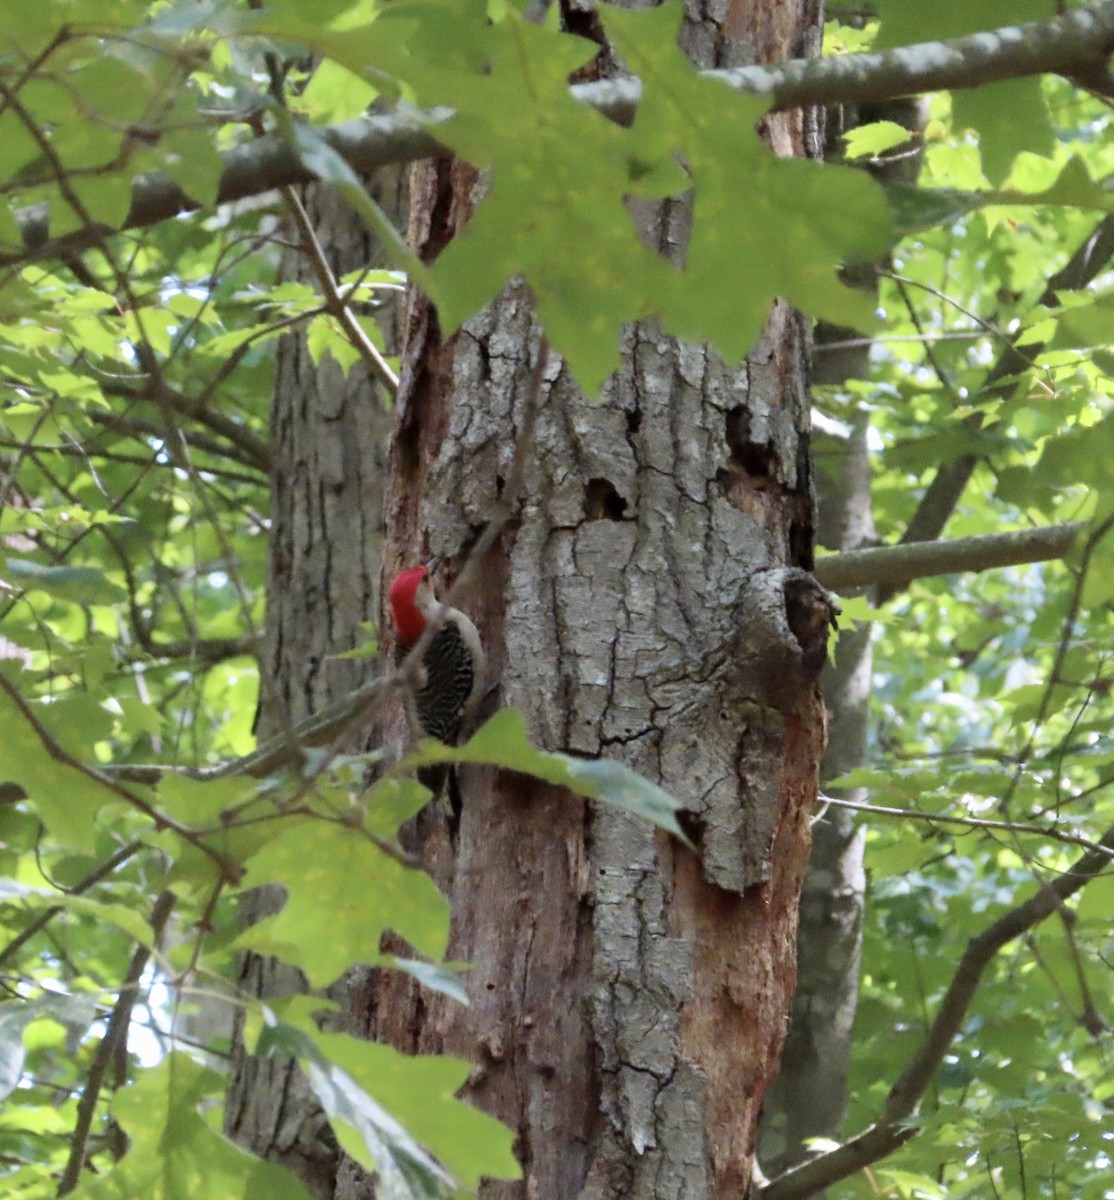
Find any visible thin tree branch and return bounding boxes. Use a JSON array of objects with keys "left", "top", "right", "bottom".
[
  {"left": 0, "top": 435, "right": 264, "bottom": 483},
  {"left": 98, "top": 378, "right": 272, "bottom": 473},
  {"left": 280, "top": 184, "right": 399, "bottom": 395},
  {"left": 820, "top": 795, "right": 1113, "bottom": 858},
  {"left": 0, "top": 840, "right": 141, "bottom": 971},
  {"left": 814, "top": 522, "right": 1083, "bottom": 591},
  {"left": 760, "top": 823, "right": 1114, "bottom": 1200},
  {"left": 56, "top": 889, "right": 175, "bottom": 1197},
  {"left": 106, "top": 674, "right": 391, "bottom": 785},
  {"left": 4, "top": 5, "right": 1114, "bottom": 266}
]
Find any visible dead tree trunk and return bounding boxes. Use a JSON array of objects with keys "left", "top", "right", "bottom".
[{"left": 342, "top": 6, "right": 833, "bottom": 1197}]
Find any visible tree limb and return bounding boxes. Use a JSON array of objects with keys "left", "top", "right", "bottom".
[
  {"left": 760, "top": 823, "right": 1114, "bottom": 1200},
  {"left": 56, "top": 889, "right": 175, "bottom": 1197},
  {"left": 99, "top": 378, "right": 272, "bottom": 473},
  {"left": 5, "top": 4, "right": 1114, "bottom": 267},
  {"left": 814, "top": 522, "right": 1083, "bottom": 591},
  {"left": 821, "top": 795, "right": 1113, "bottom": 858}
]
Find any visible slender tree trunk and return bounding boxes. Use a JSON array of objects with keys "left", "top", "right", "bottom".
[
  {"left": 759, "top": 412, "right": 872, "bottom": 1180},
  {"left": 758, "top": 94, "right": 926, "bottom": 1178},
  {"left": 339, "top": 6, "right": 834, "bottom": 1197}
]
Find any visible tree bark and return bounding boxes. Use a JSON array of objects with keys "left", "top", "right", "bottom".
[{"left": 338, "top": 5, "right": 834, "bottom": 1198}]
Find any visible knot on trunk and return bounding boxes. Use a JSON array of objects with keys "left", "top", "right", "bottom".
[{"left": 732, "top": 568, "right": 839, "bottom": 710}]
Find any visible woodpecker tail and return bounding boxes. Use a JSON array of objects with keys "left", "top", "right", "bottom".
[{"left": 417, "top": 764, "right": 463, "bottom": 824}]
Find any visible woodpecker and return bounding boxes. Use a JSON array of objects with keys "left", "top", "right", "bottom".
[{"left": 388, "top": 562, "right": 486, "bottom": 812}]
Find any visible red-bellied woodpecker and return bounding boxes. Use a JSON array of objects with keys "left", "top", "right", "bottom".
[{"left": 388, "top": 562, "right": 486, "bottom": 812}]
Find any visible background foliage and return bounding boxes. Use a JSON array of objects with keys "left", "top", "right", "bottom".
[{"left": 0, "top": 0, "right": 1111, "bottom": 1197}]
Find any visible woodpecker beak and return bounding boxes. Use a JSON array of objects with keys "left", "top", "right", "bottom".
[{"left": 425, "top": 556, "right": 441, "bottom": 575}]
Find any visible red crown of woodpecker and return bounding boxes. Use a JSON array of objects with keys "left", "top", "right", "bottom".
[{"left": 389, "top": 565, "right": 430, "bottom": 645}]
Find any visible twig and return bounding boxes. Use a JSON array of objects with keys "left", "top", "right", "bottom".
[
  {"left": 56, "top": 889, "right": 175, "bottom": 1197},
  {"left": 1057, "top": 906, "right": 1109, "bottom": 1034},
  {"left": 280, "top": 184, "right": 399, "bottom": 395},
  {"left": 105, "top": 673, "right": 392, "bottom": 784},
  {"left": 0, "top": 434, "right": 263, "bottom": 484},
  {"left": 998, "top": 512, "right": 1114, "bottom": 816},
  {"left": 0, "top": 840, "right": 141, "bottom": 970},
  {"left": 819, "top": 795, "right": 1114, "bottom": 858}
]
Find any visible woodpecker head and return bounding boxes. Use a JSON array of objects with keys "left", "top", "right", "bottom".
[{"left": 389, "top": 564, "right": 437, "bottom": 646}]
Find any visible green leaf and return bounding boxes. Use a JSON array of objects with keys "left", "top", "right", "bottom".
[
  {"left": 843, "top": 120, "right": 915, "bottom": 161},
  {"left": 953, "top": 80, "right": 1053, "bottom": 186},
  {"left": 363, "top": 778, "right": 431, "bottom": 840},
  {"left": 404, "top": 709, "right": 691, "bottom": 844},
  {"left": 157, "top": 774, "right": 258, "bottom": 827},
  {"left": 0, "top": 675, "right": 123, "bottom": 851},
  {"left": 876, "top": 0, "right": 1052, "bottom": 47},
  {"left": 1050, "top": 296, "right": 1114, "bottom": 351},
  {"left": 299, "top": 58, "right": 379, "bottom": 122},
  {"left": 258, "top": 1010, "right": 520, "bottom": 1193},
  {"left": 601, "top": 1, "right": 890, "bottom": 359},
  {"left": 391, "top": 958, "right": 470, "bottom": 1005},
  {"left": 236, "top": 821, "right": 450, "bottom": 986},
  {"left": 415, "top": 6, "right": 657, "bottom": 392},
  {"left": 306, "top": 313, "right": 362, "bottom": 374},
  {"left": 70, "top": 1053, "right": 315, "bottom": 1200},
  {"left": 996, "top": 155, "right": 1114, "bottom": 212},
  {"left": 0, "top": 994, "right": 97, "bottom": 1101},
  {"left": 160, "top": 125, "right": 224, "bottom": 209},
  {"left": 4, "top": 558, "right": 126, "bottom": 604},
  {"left": 876, "top": 0, "right": 1058, "bottom": 188}
]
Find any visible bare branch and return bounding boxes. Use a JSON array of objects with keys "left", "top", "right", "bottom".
[
  {"left": 280, "top": 184, "right": 399, "bottom": 396},
  {"left": 814, "top": 522, "right": 1083, "bottom": 591},
  {"left": 821, "top": 795, "right": 1114, "bottom": 858},
  {"left": 4, "top": 5, "right": 1114, "bottom": 266}
]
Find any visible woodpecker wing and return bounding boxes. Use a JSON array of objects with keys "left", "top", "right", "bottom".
[{"left": 405, "top": 620, "right": 476, "bottom": 746}]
